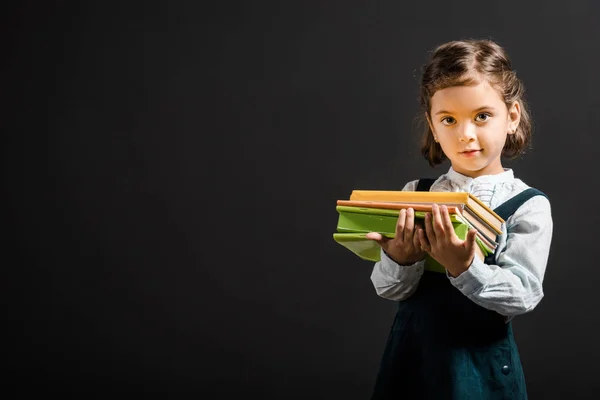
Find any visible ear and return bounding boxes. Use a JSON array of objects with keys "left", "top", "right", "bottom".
[{"left": 507, "top": 101, "right": 521, "bottom": 134}]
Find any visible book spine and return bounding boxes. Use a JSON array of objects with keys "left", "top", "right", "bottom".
[
  {"left": 464, "top": 207, "right": 503, "bottom": 235},
  {"left": 465, "top": 199, "right": 504, "bottom": 233},
  {"left": 461, "top": 212, "right": 499, "bottom": 244}
]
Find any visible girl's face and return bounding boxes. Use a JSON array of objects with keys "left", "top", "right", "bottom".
[{"left": 427, "top": 79, "right": 520, "bottom": 178}]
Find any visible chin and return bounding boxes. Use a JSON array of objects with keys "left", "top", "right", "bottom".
[{"left": 455, "top": 164, "right": 492, "bottom": 177}]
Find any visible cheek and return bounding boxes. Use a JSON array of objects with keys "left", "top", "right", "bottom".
[{"left": 481, "top": 121, "right": 508, "bottom": 136}]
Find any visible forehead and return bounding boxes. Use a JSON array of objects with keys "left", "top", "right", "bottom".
[{"left": 430, "top": 80, "right": 505, "bottom": 112}]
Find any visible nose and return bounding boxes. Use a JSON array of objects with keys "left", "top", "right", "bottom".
[{"left": 458, "top": 122, "right": 476, "bottom": 142}]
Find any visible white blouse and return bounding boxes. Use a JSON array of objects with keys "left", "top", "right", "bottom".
[{"left": 370, "top": 166, "right": 554, "bottom": 319}]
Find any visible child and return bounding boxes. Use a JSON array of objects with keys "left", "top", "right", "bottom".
[{"left": 365, "top": 39, "right": 553, "bottom": 399}]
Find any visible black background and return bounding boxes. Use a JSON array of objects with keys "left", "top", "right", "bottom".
[{"left": 4, "top": 1, "right": 600, "bottom": 398}]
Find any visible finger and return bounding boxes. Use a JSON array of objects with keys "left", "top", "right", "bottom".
[
  {"left": 403, "top": 208, "right": 415, "bottom": 242},
  {"left": 424, "top": 212, "right": 436, "bottom": 243},
  {"left": 418, "top": 228, "right": 431, "bottom": 253},
  {"left": 412, "top": 226, "right": 421, "bottom": 250},
  {"left": 394, "top": 209, "right": 407, "bottom": 241},
  {"left": 465, "top": 229, "right": 479, "bottom": 262},
  {"left": 440, "top": 205, "right": 457, "bottom": 240},
  {"left": 431, "top": 203, "right": 445, "bottom": 238}
]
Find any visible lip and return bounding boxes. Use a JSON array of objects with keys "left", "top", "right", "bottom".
[{"left": 460, "top": 149, "right": 481, "bottom": 157}]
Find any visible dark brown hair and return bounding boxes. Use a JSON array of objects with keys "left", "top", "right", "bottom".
[{"left": 419, "top": 39, "right": 532, "bottom": 167}]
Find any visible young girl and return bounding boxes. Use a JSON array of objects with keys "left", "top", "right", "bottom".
[{"left": 365, "top": 39, "right": 553, "bottom": 399}]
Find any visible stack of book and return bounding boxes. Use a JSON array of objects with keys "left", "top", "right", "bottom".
[{"left": 333, "top": 190, "right": 504, "bottom": 273}]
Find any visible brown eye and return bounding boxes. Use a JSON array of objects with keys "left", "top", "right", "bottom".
[
  {"left": 441, "top": 117, "right": 455, "bottom": 125},
  {"left": 475, "top": 113, "right": 491, "bottom": 122}
]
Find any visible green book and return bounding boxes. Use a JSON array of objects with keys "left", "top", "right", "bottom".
[
  {"left": 336, "top": 205, "right": 465, "bottom": 234},
  {"left": 333, "top": 232, "right": 395, "bottom": 264},
  {"left": 333, "top": 206, "right": 492, "bottom": 273}
]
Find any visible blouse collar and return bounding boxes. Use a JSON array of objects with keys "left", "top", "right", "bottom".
[{"left": 445, "top": 166, "right": 514, "bottom": 187}]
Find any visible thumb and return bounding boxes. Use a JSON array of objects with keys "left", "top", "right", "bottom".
[
  {"left": 465, "top": 229, "right": 478, "bottom": 252},
  {"left": 365, "top": 232, "right": 388, "bottom": 244}
]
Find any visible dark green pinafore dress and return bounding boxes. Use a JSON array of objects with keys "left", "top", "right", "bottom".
[{"left": 371, "top": 178, "right": 547, "bottom": 400}]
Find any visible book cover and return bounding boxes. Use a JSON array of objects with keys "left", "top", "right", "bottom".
[
  {"left": 336, "top": 199, "right": 464, "bottom": 213},
  {"left": 333, "top": 232, "right": 393, "bottom": 263},
  {"left": 335, "top": 206, "right": 494, "bottom": 254},
  {"left": 336, "top": 205, "right": 461, "bottom": 234},
  {"left": 333, "top": 209, "right": 492, "bottom": 273},
  {"left": 349, "top": 190, "right": 504, "bottom": 234},
  {"left": 337, "top": 200, "right": 500, "bottom": 245}
]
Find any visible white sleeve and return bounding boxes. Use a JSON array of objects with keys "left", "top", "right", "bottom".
[
  {"left": 369, "top": 179, "right": 426, "bottom": 301},
  {"left": 447, "top": 195, "right": 553, "bottom": 317}
]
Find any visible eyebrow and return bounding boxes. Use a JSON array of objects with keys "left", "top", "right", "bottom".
[{"left": 435, "top": 106, "right": 497, "bottom": 115}]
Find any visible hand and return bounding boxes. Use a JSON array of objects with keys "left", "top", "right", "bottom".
[
  {"left": 366, "top": 208, "right": 426, "bottom": 265},
  {"left": 418, "top": 204, "right": 478, "bottom": 277}
]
